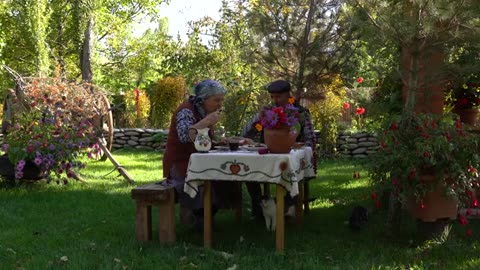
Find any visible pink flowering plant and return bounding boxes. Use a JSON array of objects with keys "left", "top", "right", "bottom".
[
  {"left": 256, "top": 98, "right": 302, "bottom": 133},
  {"left": 2, "top": 78, "right": 106, "bottom": 182}
]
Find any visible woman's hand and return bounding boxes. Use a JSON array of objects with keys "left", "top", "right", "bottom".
[{"left": 202, "top": 110, "right": 222, "bottom": 126}]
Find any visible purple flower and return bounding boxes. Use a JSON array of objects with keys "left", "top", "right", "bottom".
[
  {"left": 262, "top": 110, "right": 279, "bottom": 128},
  {"left": 2, "top": 144, "right": 9, "bottom": 152},
  {"left": 34, "top": 157, "right": 43, "bottom": 166},
  {"left": 285, "top": 104, "right": 298, "bottom": 111},
  {"left": 16, "top": 160, "right": 26, "bottom": 171},
  {"left": 49, "top": 144, "right": 55, "bottom": 150},
  {"left": 286, "top": 116, "right": 298, "bottom": 127},
  {"left": 15, "top": 171, "right": 23, "bottom": 179}
]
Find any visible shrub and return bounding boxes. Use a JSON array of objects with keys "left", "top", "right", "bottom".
[
  {"left": 149, "top": 76, "right": 187, "bottom": 128},
  {"left": 309, "top": 75, "right": 346, "bottom": 156},
  {"left": 122, "top": 88, "right": 151, "bottom": 128}
]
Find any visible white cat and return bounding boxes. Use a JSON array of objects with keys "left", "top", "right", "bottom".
[{"left": 261, "top": 197, "right": 276, "bottom": 231}]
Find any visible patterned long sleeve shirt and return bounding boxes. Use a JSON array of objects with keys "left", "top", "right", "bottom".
[
  {"left": 176, "top": 108, "right": 195, "bottom": 143},
  {"left": 302, "top": 110, "right": 316, "bottom": 148}
]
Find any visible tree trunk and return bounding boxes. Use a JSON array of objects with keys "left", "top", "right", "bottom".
[
  {"left": 81, "top": 16, "right": 94, "bottom": 82},
  {"left": 26, "top": 0, "right": 50, "bottom": 77},
  {"left": 295, "top": 0, "right": 315, "bottom": 100},
  {"left": 401, "top": 44, "right": 445, "bottom": 114}
]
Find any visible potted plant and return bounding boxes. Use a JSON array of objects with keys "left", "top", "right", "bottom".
[
  {"left": 448, "top": 75, "right": 480, "bottom": 125},
  {"left": 0, "top": 78, "right": 104, "bottom": 183},
  {"left": 365, "top": 112, "right": 480, "bottom": 223},
  {"left": 255, "top": 98, "right": 301, "bottom": 153}
]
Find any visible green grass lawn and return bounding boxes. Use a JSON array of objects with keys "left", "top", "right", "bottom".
[{"left": 1, "top": 149, "right": 480, "bottom": 269}]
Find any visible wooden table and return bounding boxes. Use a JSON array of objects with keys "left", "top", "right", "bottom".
[{"left": 184, "top": 147, "right": 316, "bottom": 252}]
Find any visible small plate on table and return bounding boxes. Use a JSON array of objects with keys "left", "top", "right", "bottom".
[
  {"left": 239, "top": 144, "right": 267, "bottom": 151},
  {"left": 292, "top": 142, "right": 305, "bottom": 149},
  {"left": 213, "top": 146, "right": 230, "bottom": 151}
]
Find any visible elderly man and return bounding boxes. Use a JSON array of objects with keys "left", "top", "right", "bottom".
[{"left": 241, "top": 79, "right": 316, "bottom": 219}]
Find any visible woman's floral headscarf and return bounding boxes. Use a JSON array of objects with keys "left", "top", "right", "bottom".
[{"left": 188, "top": 80, "right": 226, "bottom": 117}]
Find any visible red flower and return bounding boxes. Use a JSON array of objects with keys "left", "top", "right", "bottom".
[
  {"left": 356, "top": 107, "right": 365, "bottom": 115},
  {"left": 390, "top": 122, "right": 398, "bottom": 131},
  {"left": 458, "top": 214, "right": 468, "bottom": 225},
  {"left": 473, "top": 198, "right": 478, "bottom": 207},
  {"left": 371, "top": 191, "right": 377, "bottom": 201},
  {"left": 423, "top": 151, "right": 430, "bottom": 158},
  {"left": 26, "top": 145, "right": 34, "bottom": 153},
  {"left": 343, "top": 102, "right": 350, "bottom": 110},
  {"left": 431, "top": 120, "right": 436, "bottom": 129},
  {"left": 468, "top": 166, "right": 477, "bottom": 174},
  {"left": 457, "top": 97, "right": 469, "bottom": 106},
  {"left": 392, "top": 177, "right": 398, "bottom": 186},
  {"left": 445, "top": 132, "right": 452, "bottom": 142},
  {"left": 409, "top": 168, "right": 416, "bottom": 179},
  {"left": 456, "top": 118, "right": 462, "bottom": 129},
  {"left": 380, "top": 140, "right": 386, "bottom": 149},
  {"left": 467, "top": 208, "right": 473, "bottom": 216},
  {"left": 356, "top": 77, "right": 364, "bottom": 83}
]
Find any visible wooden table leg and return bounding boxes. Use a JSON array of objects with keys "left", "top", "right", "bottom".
[
  {"left": 296, "top": 181, "right": 304, "bottom": 226},
  {"left": 235, "top": 182, "right": 242, "bottom": 223},
  {"left": 203, "top": 181, "right": 213, "bottom": 248},
  {"left": 263, "top": 183, "right": 270, "bottom": 196},
  {"left": 135, "top": 203, "right": 152, "bottom": 241},
  {"left": 304, "top": 180, "right": 310, "bottom": 214},
  {"left": 275, "top": 185, "right": 285, "bottom": 252}
]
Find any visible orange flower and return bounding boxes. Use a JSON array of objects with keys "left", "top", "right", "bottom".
[
  {"left": 255, "top": 123, "right": 263, "bottom": 132},
  {"left": 288, "top": 97, "right": 295, "bottom": 104}
]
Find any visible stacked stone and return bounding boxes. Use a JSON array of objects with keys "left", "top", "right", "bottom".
[
  {"left": 337, "top": 131, "right": 379, "bottom": 158},
  {"left": 112, "top": 128, "right": 168, "bottom": 151}
]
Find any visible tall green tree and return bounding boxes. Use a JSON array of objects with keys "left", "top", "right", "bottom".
[
  {"left": 243, "top": 0, "right": 360, "bottom": 99},
  {"left": 351, "top": 0, "right": 480, "bottom": 113}
]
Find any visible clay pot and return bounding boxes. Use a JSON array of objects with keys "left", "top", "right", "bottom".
[
  {"left": 263, "top": 128, "right": 298, "bottom": 153},
  {"left": 407, "top": 174, "right": 458, "bottom": 222},
  {"left": 453, "top": 108, "right": 479, "bottom": 126}
]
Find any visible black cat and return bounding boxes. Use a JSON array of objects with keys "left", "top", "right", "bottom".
[{"left": 349, "top": 205, "right": 369, "bottom": 231}]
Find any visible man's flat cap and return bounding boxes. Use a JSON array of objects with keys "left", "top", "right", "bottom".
[{"left": 266, "top": 80, "right": 291, "bottom": 93}]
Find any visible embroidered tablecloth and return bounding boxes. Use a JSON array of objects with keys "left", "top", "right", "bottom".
[{"left": 184, "top": 147, "right": 316, "bottom": 198}]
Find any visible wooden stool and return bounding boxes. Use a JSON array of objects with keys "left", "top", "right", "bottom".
[{"left": 131, "top": 182, "right": 175, "bottom": 245}]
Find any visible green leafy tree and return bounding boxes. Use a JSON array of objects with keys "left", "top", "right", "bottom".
[{"left": 243, "top": 0, "right": 359, "bottom": 100}]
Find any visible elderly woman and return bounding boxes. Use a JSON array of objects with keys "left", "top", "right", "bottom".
[{"left": 162, "top": 79, "right": 238, "bottom": 230}]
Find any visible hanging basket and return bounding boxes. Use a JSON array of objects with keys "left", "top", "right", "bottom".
[{"left": 263, "top": 128, "right": 298, "bottom": 153}]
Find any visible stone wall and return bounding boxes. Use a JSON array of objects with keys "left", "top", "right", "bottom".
[
  {"left": 337, "top": 131, "right": 379, "bottom": 158},
  {"left": 112, "top": 128, "right": 168, "bottom": 151}
]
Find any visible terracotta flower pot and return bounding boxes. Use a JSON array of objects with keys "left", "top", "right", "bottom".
[
  {"left": 263, "top": 128, "right": 298, "bottom": 153},
  {"left": 406, "top": 174, "right": 458, "bottom": 222},
  {"left": 453, "top": 108, "right": 479, "bottom": 126}
]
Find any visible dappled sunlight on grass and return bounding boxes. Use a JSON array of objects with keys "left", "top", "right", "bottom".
[{"left": 2, "top": 151, "right": 480, "bottom": 269}]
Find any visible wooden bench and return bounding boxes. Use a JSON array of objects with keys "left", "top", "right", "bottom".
[{"left": 131, "top": 182, "right": 175, "bottom": 245}]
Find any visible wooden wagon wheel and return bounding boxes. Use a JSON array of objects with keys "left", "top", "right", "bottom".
[
  {"left": 2, "top": 90, "right": 15, "bottom": 136},
  {"left": 95, "top": 93, "right": 114, "bottom": 161}
]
